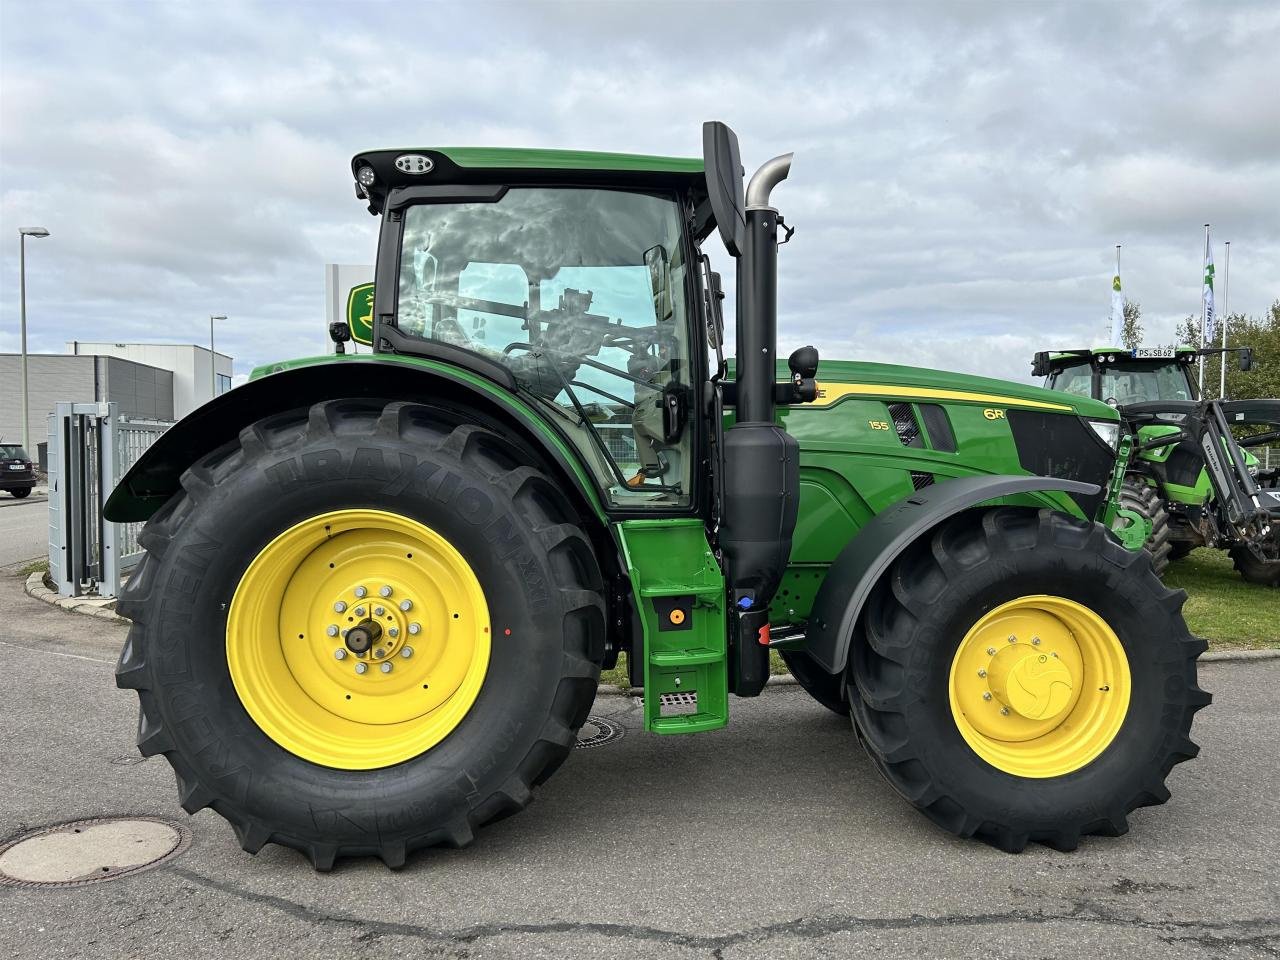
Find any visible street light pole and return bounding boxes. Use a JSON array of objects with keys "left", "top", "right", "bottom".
[
  {"left": 18, "top": 227, "right": 51, "bottom": 454},
  {"left": 209, "top": 314, "right": 227, "bottom": 400}
]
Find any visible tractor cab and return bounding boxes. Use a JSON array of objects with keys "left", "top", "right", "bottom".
[
  {"left": 349, "top": 149, "right": 716, "bottom": 509},
  {"left": 1037, "top": 347, "right": 1200, "bottom": 405},
  {"left": 1034, "top": 345, "right": 1256, "bottom": 406}
]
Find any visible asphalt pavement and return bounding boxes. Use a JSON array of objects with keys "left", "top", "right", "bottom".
[
  {"left": 0, "top": 492, "right": 49, "bottom": 568},
  {"left": 1, "top": 570, "right": 1277, "bottom": 959}
]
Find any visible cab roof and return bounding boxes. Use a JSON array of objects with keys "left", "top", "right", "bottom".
[
  {"left": 350, "top": 147, "right": 705, "bottom": 213},
  {"left": 1046, "top": 346, "right": 1199, "bottom": 364}
]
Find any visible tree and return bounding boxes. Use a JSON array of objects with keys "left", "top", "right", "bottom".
[
  {"left": 1172, "top": 301, "right": 1279, "bottom": 400},
  {"left": 1175, "top": 314, "right": 1200, "bottom": 348},
  {"left": 1220, "top": 300, "right": 1280, "bottom": 401},
  {"left": 1121, "top": 298, "right": 1144, "bottom": 350}
]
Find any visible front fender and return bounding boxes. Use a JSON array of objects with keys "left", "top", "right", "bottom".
[
  {"left": 802, "top": 474, "right": 1099, "bottom": 674},
  {"left": 103, "top": 354, "right": 605, "bottom": 524}
]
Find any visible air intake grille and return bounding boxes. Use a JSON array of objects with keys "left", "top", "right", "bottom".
[
  {"left": 910, "top": 471, "right": 934, "bottom": 490},
  {"left": 919, "top": 404, "right": 957, "bottom": 452},
  {"left": 887, "top": 403, "right": 924, "bottom": 447}
]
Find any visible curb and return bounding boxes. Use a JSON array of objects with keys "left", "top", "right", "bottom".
[
  {"left": 23, "top": 571, "right": 130, "bottom": 624},
  {"left": 1200, "top": 648, "right": 1280, "bottom": 662}
]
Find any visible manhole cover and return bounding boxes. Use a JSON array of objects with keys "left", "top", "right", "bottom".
[
  {"left": 575, "top": 715, "right": 624, "bottom": 749},
  {"left": 0, "top": 817, "right": 191, "bottom": 889}
]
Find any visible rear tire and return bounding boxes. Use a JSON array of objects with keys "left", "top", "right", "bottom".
[
  {"left": 10, "top": 487, "right": 31, "bottom": 499},
  {"left": 1115, "top": 479, "right": 1172, "bottom": 575},
  {"left": 849, "top": 507, "right": 1209, "bottom": 853},
  {"left": 115, "top": 399, "right": 606, "bottom": 870},
  {"left": 1229, "top": 545, "right": 1280, "bottom": 588}
]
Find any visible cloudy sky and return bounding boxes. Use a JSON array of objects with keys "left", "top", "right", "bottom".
[{"left": 2, "top": 0, "right": 1277, "bottom": 386}]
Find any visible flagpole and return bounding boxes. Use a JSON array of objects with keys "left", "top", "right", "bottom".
[
  {"left": 1198, "top": 224, "right": 1209, "bottom": 396},
  {"left": 1115, "top": 244, "right": 1122, "bottom": 346},
  {"left": 1220, "top": 240, "right": 1230, "bottom": 399}
]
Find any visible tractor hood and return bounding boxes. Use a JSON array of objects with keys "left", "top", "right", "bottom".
[{"left": 766, "top": 358, "right": 1121, "bottom": 422}]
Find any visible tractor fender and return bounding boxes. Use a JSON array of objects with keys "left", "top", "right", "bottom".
[
  {"left": 103, "top": 355, "right": 606, "bottom": 526},
  {"left": 802, "top": 475, "right": 1099, "bottom": 674}
]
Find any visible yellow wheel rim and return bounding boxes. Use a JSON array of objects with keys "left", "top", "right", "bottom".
[
  {"left": 948, "top": 595, "right": 1130, "bottom": 778},
  {"left": 226, "top": 509, "right": 491, "bottom": 770}
]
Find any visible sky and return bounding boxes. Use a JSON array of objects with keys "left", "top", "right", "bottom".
[{"left": 2, "top": 0, "right": 1278, "bottom": 386}]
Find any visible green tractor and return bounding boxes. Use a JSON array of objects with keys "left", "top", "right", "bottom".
[
  {"left": 106, "top": 123, "right": 1208, "bottom": 869},
  {"left": 1035, "top": 346, "right": 1280, "bottom": 585}
]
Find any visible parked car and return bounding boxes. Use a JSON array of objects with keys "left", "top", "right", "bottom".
[{"left": 0, "top": 444, "right": 36, "bottom": 498}]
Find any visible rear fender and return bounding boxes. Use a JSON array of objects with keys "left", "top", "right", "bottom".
[
  {"left": 103, "top": 355, "right": 605, "bottom": 525},
  {"left": 803, "top": 474, "right": 1099, "bottom": 674}
]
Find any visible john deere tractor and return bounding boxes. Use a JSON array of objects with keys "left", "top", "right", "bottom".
[
  {"left": 1035, "top": 346, "right": 1280, "bottom": 585},
  {"left": 106, "top": 123, "right": 1208, "bottom": 869}
]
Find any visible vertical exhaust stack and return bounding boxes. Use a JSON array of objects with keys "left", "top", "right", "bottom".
[{"left": 702, "top": 122, "right": 802, "bottom": 696}]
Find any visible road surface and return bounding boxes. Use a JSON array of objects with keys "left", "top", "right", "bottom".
[{"left": 0, "top": 572, "right": 1276, "bottom": 959}]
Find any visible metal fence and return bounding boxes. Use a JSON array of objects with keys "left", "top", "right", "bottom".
[
  {"left": 48, "top": 402, "right": 171, "bottom": 598},
  {"left": 595, "top": 422, "right": 638, "bottom": 464}
]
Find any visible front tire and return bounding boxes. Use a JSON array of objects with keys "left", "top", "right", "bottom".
[
  {"left": 849, "top": 507, "right": 1209, "bottom": 852},
  {"left": 116, "top": 399, "right": 606, "bottom": 869},
  {"left": 779, "top": 648, "right": 848, "bottom": 715},
  {"left": 1114, "top": 479, "right": 1172, "bottom": 575},
  {"left": 1230, "top": 545, "right": 1280, "bottom": 588}
]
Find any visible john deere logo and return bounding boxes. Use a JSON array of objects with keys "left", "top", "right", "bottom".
[
  {"left": 395, "top": 154, "right": 434, "bottom": 175},
  {"left": 347, "top": 283, "right": 375, "bottom": 345}
]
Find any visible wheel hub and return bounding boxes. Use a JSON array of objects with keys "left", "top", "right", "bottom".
[
  {"left": 984, "top": 645, "right": 1074, "bottom": 721},
  {"left": 344, "top": 618, "right": 382, "bottom": 655}
]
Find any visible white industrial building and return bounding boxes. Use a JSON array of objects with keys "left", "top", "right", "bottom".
[
  {"left": 67, "top": 341, "right": 233, "bottom": 419},
  {"left": 0, "top": 342, "right": 233, "bottom": 467}
]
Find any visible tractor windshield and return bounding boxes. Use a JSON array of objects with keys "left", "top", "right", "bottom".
[
  {"left": 1050, "top": 360, "right": 1196, "bottom": 404},
  {"left": 396, "top": 188, "right": 694, "bottom": 507}
]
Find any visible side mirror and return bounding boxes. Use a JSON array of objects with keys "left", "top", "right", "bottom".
[
  {"left": 346, "top": 282, "right": 375, "bottom": 346},
  {"left": 1239, "top": 348, "right": 1254, "bottom": 372},
  {"left": 702, "top": 121, "right": 746, "bottom": 258},
  {"left": 644, "top": 244, "right": 673, "bottom": 322},
  {"left": 788, "top": 345, "right": 820, "bottom": 403},
  {"left": 1031, "top": 351, "right": 1051, "bottom": 378}
]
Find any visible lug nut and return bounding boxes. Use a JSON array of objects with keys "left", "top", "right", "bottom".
[
  {"left": 333, "top": 601, "right": 347, "bottom": 613},
  {"left": 354, "top": 606, "right": 366, "bottom": 617},
  {"left": 354, "top": 585, "right": 368, "bottom": 599},
  {"left": 380, "top": 661, "right": 393, "bottom": 673},
  {"left": 982, "top": 692, "right": 993, "bottom": 701},
  {"left": 1007, "top": 635, "right": 1017, "bottom": 644},
  {"left": 389, "top": 627, "right": 400, "bottom": 638},
  {"left": 326, "top": 625, "right": 339, "bottom": 638},
  {"left": 986, "top": 647, "right": 996, "bottom": 655},
  {"left": 408, "top": 623, "right": 421, "bottom": 636},
  {"left": 374, "top": 606, "right": 386, "bottom": 617},
  {"left": 380, "top": 585, "right": 393, "bottom": 598},
  {"left": 1000, "top": 707, "right": 1010, "bottom": 716},
  {"left": 1031, "top": 637, "right": 1041, "bottom": 646},
  {"left": 374, "top": 648, "right": 385, "bottom": 659},
  {"left": 354, "top": 662, "right": 368, "bottom": 675},
  {"left": 401, "top": 646, "right": 413, "bottom": 658},
  {"left": 977, "top": 669, "right": 987, "bottom": 678},
  {"left": 334, "top": 648, "right": 347, "bottom": 660},
  {"left": 399, "top": 599, "right": 413, "bottom": 612}
]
